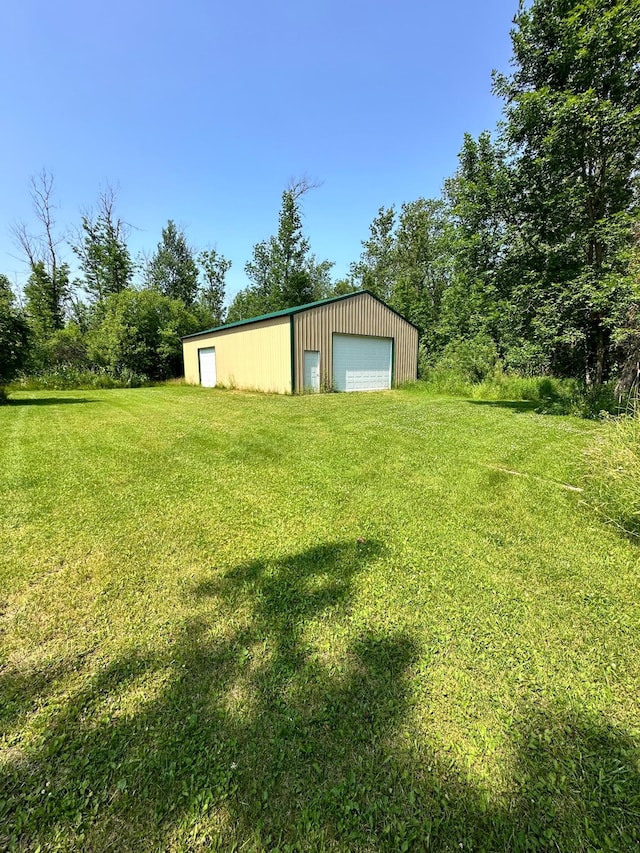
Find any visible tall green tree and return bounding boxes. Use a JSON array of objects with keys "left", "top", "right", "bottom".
[
  {"left": 0, "top": 275, "right": 30, "bottom": 387},
  {"left": 23, "top": 261, "right": 70, "bottom": 338},
  {"left": 391, "top": 198, "right": 453, "bottom": 349},
  {"left": 72, "top": 186, "right": 134, "bottom": 302},
  {"left": 233, "top": 177, "right": 330, "bottom": 320},
  {"left": 274, "top": 181, "right": 314, "bottom": 308},
  {"left": 350, "top": 206, "right": 397, "bottom": 301},
  {"left": 146, "top": 221, "right": 199, "bottom": 307},
  {"left": 440, "top": 132, "right": 512, "bottom": 353},
  {"left": 494, "top": 0, "right": 640, "bottom": 383},
  {"left": 242, "top": 239, "right": 279, "bottom": 315},
  {"left": 198, "top": 249, "right": 231, "bottom": 325}
]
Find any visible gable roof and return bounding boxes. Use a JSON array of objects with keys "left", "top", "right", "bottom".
[{"left": 182, "top": 289, "right": 418, "bottom": 340}]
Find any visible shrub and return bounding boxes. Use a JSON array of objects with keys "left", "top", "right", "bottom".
[
  {"left": 436, "top": 334, "right": 501, "bottom": 383},
  {"left": 503, "top": 341, "right": 552, "bottom": 376},
  {"left": 8, "top": 367, "right": 148, "bottom": 391},
  {"left": 87, "top": 289, "right": 202, "bottom": 380}
]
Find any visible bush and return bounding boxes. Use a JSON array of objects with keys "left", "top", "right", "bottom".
[
  {"left": 584, "top": 406, "right": 640, "bottom": 537},
  {"left": 435, "top": 334, "right": 501, "bottom": 383},
  {"left": 503, "top": 342, "right": 552, "bottom": 377},
  {"left": 0, "top": 386, "right": 8, "bottom": 405},
  {"left": 41, "top": 324, "right": 89, "bottom": 370},
  {"left": 87, "top": 289, "right": 202, "bottom": 380}
]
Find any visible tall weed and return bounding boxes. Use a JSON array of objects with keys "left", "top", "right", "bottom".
[
  {"left": 584, "top": 406, "right": 640, "bottom": 537},
  {"left": 8, "top": 366, "right": 148, "bottom": 391},
  {"left": 419, "top": 366, "right": 580, "bottom": 408}
]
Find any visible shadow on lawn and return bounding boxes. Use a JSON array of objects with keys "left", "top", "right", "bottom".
[
  {"left": 466, "top": 400, "right": 541, "bottom": 414},
  {"left": 2, "top": 539, "right": 640, "bottom": 850},
  {"left": 6, "top": 396, "right": 99, "bottom": 406}
]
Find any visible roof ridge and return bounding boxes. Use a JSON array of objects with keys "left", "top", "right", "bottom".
[{"left": 181, "top": 289, "right": 418, "bottom": 340}]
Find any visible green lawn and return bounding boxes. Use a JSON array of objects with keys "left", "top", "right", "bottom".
[{"left": 1, "top": 386, "right": 639, "bottom": 852}]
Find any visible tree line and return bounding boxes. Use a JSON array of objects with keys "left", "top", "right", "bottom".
[{"left": 2, "top": 0, "right": 639, "bottom": 393}]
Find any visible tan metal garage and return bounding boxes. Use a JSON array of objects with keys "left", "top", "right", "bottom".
[{"left": 182, "top": 290, "right": 418, "bottom": 394}]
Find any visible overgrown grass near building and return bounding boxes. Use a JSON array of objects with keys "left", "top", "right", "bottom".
[
  {"left": 1, "top": 386, "right": 639, "bottom": 851},
  {"left": 414, "top": 368, "right": 621, "bottom": 418},
  {"left": 584, "top": 406, "right": 640, "bottom": 538}
]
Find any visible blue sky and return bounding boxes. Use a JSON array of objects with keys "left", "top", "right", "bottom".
[{"left": 0, "top": 0, "right": 517, "bottom": 303}]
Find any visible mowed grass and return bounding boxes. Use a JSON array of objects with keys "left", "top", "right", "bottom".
[{"left": 1, "top": 386, "right": 639, "bottom": 852}]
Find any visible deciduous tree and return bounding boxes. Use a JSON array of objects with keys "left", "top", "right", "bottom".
[
  {"left": 240, "top": 177, "right": 328, "bottom": 315},
  {"left": 0, "top": 275, "right": 30, "bottom": 387},
  {"left": 146, "top": 221, "right": 199, "bottom": 307},
  {"left": 440, "top": 132, "right": 512, "bottom": 354},
  {"left": 392, "top": 198, "right": 452, "bottom": 348},
  {"left": 72, "top": 186, "right": 134, "bottom": 302},
  {"left": 350, "top": 206, "right": 397, "bottom": 301},
  {"left": 494, "top": 0, "right": 640, "bottom": 383},
  {"left": 198, "top": 249, "right": 231, "bottom": 325}
]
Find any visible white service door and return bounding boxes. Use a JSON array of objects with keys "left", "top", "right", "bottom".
[
  {"left": 303, "top": 350, "right": 320, "bottom": 392},
  {"left": 332, "top": 334, "right": 392, "bottom": 392},
  {"left": 199, "top": 347, "right": 217, "bottom": 387}
]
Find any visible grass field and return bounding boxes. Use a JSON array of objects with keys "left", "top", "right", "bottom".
[{"left": 1, "top": 385, "right": 639, "bottom": 852}]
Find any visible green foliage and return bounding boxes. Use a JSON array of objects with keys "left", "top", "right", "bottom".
[
  {"left": 8, "top": 366, "right": 147, "bottom": 390},
  {"left": 1, "top": 387, "right": 639, "bottom": 850},
  {"left": 392, "top": 199, "right": 452, "bottom": 348},
  {"left": 0, "top": 274, "right": 30, "bottom": 385},
  {"left": 350, "top": 206, "right": 397, "bottom": 301},
  {"left": 226, "top": 285, "right": 272, "bottom": 324},
  {"left": 87, "top": 288, "right": 202, "bottom": 379},
  {"left": 502, "top": 340, "right": 552, "bottom": 377},
  {"left": 0, "top": 386, "right": 8, "bottom": 405},
  {"left": 276, "top": 186, "right": 314, "bottom": 307},
  {"left": 585, "top": 406, "right": 640, "bottom": 536},
  {"left": 40, "top": 323, "right": 89, "bottom": 369},
  {"left": 329, "top": 277, "right": 358, "bottom": 297},
  {"left": 493, "top": 0, "right": 640, "bottom": 383},
  {"left": 197, "top": 248, "right": 231, "bottom": 325},
  {"left": 418, "top": 361, "right": 620, "bottom": 418},
  {"left": 348, "top": 0, "right": 640, "bottom": 388},
  {"left": 71, "top": 188, "right": 134, "bottom": 302},
  {"left": 234, "top": 179, "right": 333, "bottom": 320},
  {"left": 146, "top": 220, "right": 199, "bottom": 306},
  {"left": 435, "top": 334, "right": 501, "bottom": 383},
  {"left": 24, "top": 259, "right": 70, "bottom": 337},
  {"left": 566, "top": 379, "right": 620, "bottom": 419},
  {"left": 440, "top": 132, "right": 511, "bottom": 346}
]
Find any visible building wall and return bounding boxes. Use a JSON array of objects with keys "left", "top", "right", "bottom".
[
  {"left": 182, "top": 316, "right": 292, "bottom": 393},
  {"left": 292, "top": 292, "right": 418, "bottom": 391}
]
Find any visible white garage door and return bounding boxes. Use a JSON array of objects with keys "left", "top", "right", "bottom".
[
  {"left": 199, "top": 347, "right": 217, "bottom": 387},
  {"left": 332, "top": 334, "right": 392, "bottom": 392}
]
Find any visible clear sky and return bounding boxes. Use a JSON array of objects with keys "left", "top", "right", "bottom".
[{"left": 0, "top": 0, "right": 517, "bottom": 303}]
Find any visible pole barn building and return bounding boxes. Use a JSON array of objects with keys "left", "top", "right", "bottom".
[{"left": 182, "top": 290, "right": 419, "bottom": 394}]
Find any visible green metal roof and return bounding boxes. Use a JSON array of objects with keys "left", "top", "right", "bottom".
[{"left": 182, "top": 289, "right": 418, "bottom": 340}]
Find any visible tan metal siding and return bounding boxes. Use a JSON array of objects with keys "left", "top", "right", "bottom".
[
  {"left": 293, "top": 292, "right": 418, "bottom": 391},
  {"left": 182, "top": 316, "right": 291, "bottom": 393}
]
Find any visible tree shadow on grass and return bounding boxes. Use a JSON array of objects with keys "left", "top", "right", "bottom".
[
  {"left": 466, "top": 400, "right": 541, "bottom": 414},
  {"left": 6, "top": 397, "right": 100, "bottom": 406},
  {"left": 2, "top": 539, "right": 640, "bottom": 850}
]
